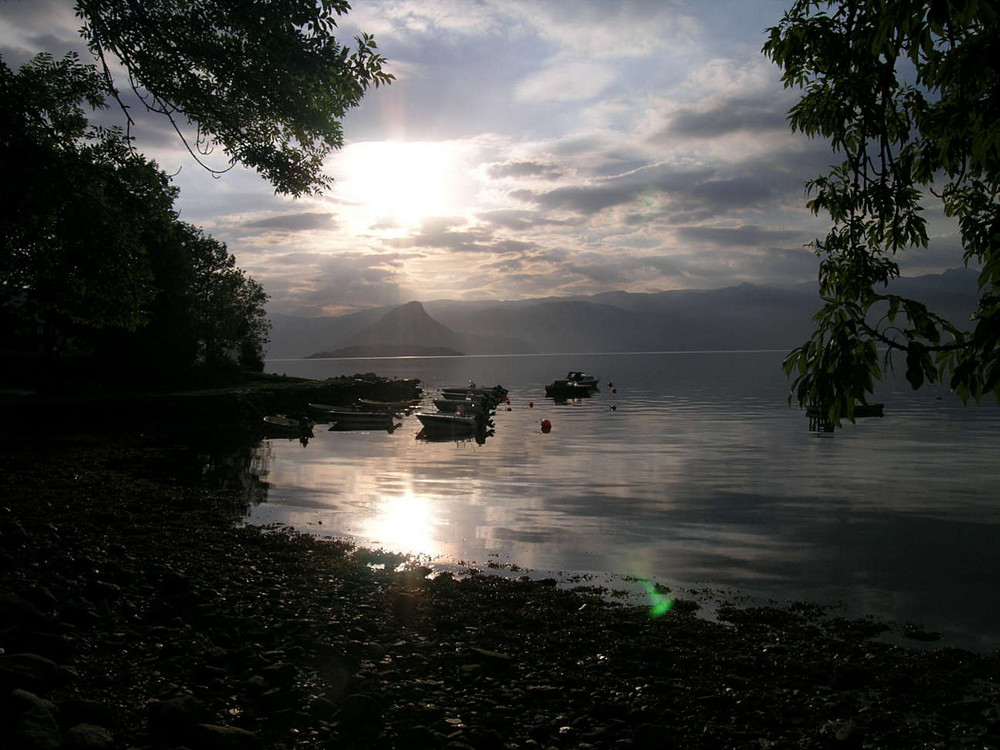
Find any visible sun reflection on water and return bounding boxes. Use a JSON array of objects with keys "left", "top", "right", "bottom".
[{"left": 361, "top": 493, "right": 443, "bottom": 559}]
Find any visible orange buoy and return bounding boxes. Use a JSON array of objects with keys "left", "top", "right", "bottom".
[{"left": 540, "top": 419, "right": 552, "bottom": 433}]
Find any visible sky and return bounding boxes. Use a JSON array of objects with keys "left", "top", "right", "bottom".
[{"left": 1, "top": 0, "right": 963, "bottom": 317}]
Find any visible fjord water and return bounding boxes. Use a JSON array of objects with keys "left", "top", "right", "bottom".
[{"left": 255, "top": 351, "right": 1000, "bottom": 650}]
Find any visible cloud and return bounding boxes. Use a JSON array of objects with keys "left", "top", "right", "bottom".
[
  {"left": 664, "top": 97, "right": 791, "bottom": 139},
  {"left": 486, "top": 161, "right": 563, "bottom": 180},
  {"left": 242, "top": 212, "right": 339, "bottom": 233},
  {"left": 515, "top": 61, "right": 619, "bottom": 103},
  {"left": 676, "top": 224, "right": 803, "bottom": 248}
]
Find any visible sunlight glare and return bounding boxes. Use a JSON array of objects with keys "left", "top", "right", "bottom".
[
  {"left": 363, "top": 493, "right": 442, "bottom": 558},
  {"left": 339, "top": 141, "right": 463, "bottom": 227}
]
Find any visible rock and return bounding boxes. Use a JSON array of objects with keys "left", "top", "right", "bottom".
[
  {"left": 59, "top": 698, "right": 116, "bottom": 729},
  {"left": 0, "top": 652, "right": 61, "bottom": 693},
  {"left": 189, "top": 723, "right": 262, "bottom": 750},
  {"left": 4, "top": 688, "right": 61, "bottom": 750},
  {"left": 0, "top": 592, "right": 51, "bottom": 628},
  {"left": 147, "top": 694, "right": 210, "bottom": 739},
  {"left": 337, "top": 692, "right": 384, "bottom": 725},
  {"left": 62, "top": 723, "right": 115, "bottom": 749}
]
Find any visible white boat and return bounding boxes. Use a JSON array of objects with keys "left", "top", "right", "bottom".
[
  {"left": 433, "top": 397, "right": 486, "bottom": 415},
  {"left": 416, "top": 411, "right": 479, "bottom": 433}
]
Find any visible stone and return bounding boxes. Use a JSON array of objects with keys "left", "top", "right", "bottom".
[
  {"left": 0, "top": 652, "right": 60, "bottom": 693},
  {"left": 147, "top": 694, "right": 210, "bottom": 739},
  {"left": 189, "top": 723, "right": 263, "bottom": 750},
  {"left": 62, "top": 723, "right": 115, "bottom": 749},
  {"left": 5, "top": 688, "right": 61, "bottom": 750}
]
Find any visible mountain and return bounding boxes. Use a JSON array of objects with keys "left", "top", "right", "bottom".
[
  {"left": 302, "top": 301, "right": 536, "bottom": 358},
  {"left": 265, "top": 269, "right": 981, "bottom": 359}
]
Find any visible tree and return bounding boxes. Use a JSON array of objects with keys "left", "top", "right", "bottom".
[
  {"left": 1, "top": 54, "right": 270, "bottom": 386},
  {"left": 1, "top": 54, "right": 172, "bottom": 346},
  {"left": 75, "top": 0, "right": 393, "bottom": 196},
  {"left": 763, "top": 0, "right": 1000, "bottom": 424}
]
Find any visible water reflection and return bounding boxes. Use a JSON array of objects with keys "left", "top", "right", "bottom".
[{"left": 237, "top": 351, "right": 1000, "bottom": 649}]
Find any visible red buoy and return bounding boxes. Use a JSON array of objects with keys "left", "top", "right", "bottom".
[
  {"left": 540, "top": 419, "right": 552, "bottom": 433},
  {"left": 529, "top": 401, "right": 534, "bottom": 408}
]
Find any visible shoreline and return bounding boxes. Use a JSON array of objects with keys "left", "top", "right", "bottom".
[{"left": 3, "top": 384, "right": 999, "bottom": 748}]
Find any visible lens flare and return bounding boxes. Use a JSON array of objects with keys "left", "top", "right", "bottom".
[{"left": 640, "top": 578, "right": 674, "bottom": 618}]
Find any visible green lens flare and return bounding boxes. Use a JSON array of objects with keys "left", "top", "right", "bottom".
[{"left": 640, "top": 578, "right": 673, "bottom": 618}]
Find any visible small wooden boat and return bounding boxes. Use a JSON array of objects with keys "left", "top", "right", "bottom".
[
  {"left": 308, "top": 403, "right": 396, "bottom": 428},
  {"left": 356, "top": 397, "right": 419, "bottom": 413},
  {"left": 416, "top": 411, "right": 479, "bottom": 433},
  {"left": 432, "top": 398, "right": 484, "bottom": 415},
  {"left": 262, "top": 415, "right": 313, "bottom": 435}
]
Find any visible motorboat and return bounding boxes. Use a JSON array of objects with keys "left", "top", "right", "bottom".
[
  {"left": 544, "top": 379, "right": 595, "bottom": 398},
  {"left": 565, "top": 371, "right": 600, "bottom": 387}
]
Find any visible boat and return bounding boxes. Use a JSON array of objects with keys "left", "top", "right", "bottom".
[
  {"left": 416, "top": 411, "right": 479, "bottom": 434},
  {"left": 262, "top": 415, "right": 313, "bottom": 435},
  {"left": 432, "top": 398, "right": 485, "bottom": 415},
  {"left": 308, "top": 403, "right": 397, "bottom": 429},
  {"left": 806, "top": 402, "right": 885, "bottom": 419},
  {"left": 565, "top": 371, "right": 600, "bottom": 387},
  {"left": 356, "top": 397, "right": 419, "bottom": 413},
  {"left": 544, "top": 379, "right": 595, "bottom": 398},
  {"left": 440, "top": 383, "right": 508, "bottom": 403}
]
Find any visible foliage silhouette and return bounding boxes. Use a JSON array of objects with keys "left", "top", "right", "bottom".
[{"left": 764, "top": 0, "right": 1000, "bottom": 423}]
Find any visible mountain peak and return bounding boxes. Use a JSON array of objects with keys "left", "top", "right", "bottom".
[{"left": 348, "top": 300, "right": 460, "bottom": 349}]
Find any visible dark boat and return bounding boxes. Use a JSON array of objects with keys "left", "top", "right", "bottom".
[
  {"left": 308, "top": 403, "right": 397, "bottom": 429},
  {"left": 565, "top": 371, "right": 599, "bottom": 387}
]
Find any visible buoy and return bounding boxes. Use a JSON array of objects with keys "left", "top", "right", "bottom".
[
  {"left": 529, "top": 401, "right": 534, "bottom": 408},
  {"left": 611, "top": 388, "right": 617, "bottom": 394},
  {"left": 610, "top": 404, "right": 617, "bottom": 411},
  {"left": 540, "top": 419, "right": 552, "bottom": 433}
]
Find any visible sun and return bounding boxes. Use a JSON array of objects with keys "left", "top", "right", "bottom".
[{"left": 338, "top": 141, "right": 463, "bottom": 227}]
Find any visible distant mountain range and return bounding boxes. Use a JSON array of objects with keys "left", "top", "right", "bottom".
[{"left": 266, "top": 268, "right": 981, "bottom": 359}]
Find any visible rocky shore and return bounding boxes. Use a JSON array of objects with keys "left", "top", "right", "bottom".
[{"left": 2, "top": 379, "right": 999, "bottom": 749}]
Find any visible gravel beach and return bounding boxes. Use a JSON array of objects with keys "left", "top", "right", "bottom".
[{"left": 2, "top": 379, "right": 999, "bottom": 749}]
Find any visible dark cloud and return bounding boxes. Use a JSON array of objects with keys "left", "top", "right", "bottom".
[
  {"left": 477, "top": 208, "right": 578, "bottom": 232},
  {"left": 260, "top": 251, "right": 407, "bottom": 315},
  {"left": 663, "top": 96, "right": 791, "bottom": 139},
  {"left": 677, "top": 225, "right": 803, "bottom": 248},
  {"left": 486, "top": 161, "right": 563, "bottom": 179},
  {"left": 243, "top": 212, "right": 338, "bottom": 232},
  {"left": 387, "top": 218, "right": 538, "bottom": 257}
]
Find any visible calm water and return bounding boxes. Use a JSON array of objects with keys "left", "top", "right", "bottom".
[{"left": 255, "top": 351, "right": 1000, "bottom": 650}]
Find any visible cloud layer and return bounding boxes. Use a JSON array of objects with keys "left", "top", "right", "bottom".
[{"left": 2, "top": 0, "right": 955, "bottom": 317}]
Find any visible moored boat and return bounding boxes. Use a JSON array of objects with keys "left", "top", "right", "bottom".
[
  {"left": 565, "top": 371, "right": 599, "bottom": 387},
  {"left": 416, "top": 411, "right": 479, "bottom": 433},
  {"left": 356, "top": 397, "right": 419, "bottom": 413},
  {"left": 262, "top": 415, "right": 313, "bottom": 436},
  {"left": 432, "top": 398, "right": 485, "bottom": 415},
  {"left": 308, "top": 403, "right": 397, "bottom": 429},
  {"left": 544, "top": 379, "right": 595, "bottom": 398}
]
